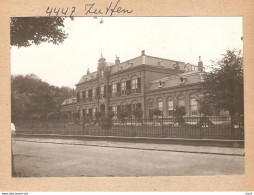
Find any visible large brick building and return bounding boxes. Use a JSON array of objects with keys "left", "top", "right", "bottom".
[{"left": 60, "top": 50, "right": 204, "bottom": 121}]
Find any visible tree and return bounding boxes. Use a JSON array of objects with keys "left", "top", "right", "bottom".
[
  {"left": 172, "top": 106, "right": 186, "bottom": 125},
  {"left": 132, "top": 108, "right": 143, "bottom": 123},
  {"left": 117, "top": 108, "right": 130, "bottom": 123},
  {"left": 11, "top": 74, "right": 75, "bottom": 123},
  {"left": 10, "top": 17, "right": 69, "bottom": 47},
  {"left": 152, "top": 108, "right": 162, "bottom": 118},
  {"left": 199, "top": 49, "right": 243, "bottom": 131}
]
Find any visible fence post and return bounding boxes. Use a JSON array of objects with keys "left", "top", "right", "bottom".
[
  {"left": 199, "top": 115, "right": 202, "bottom": 139},
  {"left": 82, "top": 116, "right": 85, "bottom": 135},
  {"left": 162, "top": 115, "right": 165, "bottom": 137}
]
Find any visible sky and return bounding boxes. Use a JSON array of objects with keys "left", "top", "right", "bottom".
[{"left": 11, "top": 17, "right": 243, "bottom": 89}]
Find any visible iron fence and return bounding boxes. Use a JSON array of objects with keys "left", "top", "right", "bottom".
[{"left": 16, "top": 116, "right": 244, "bottom": 140}]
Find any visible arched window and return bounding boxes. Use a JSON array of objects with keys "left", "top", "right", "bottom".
[
  {"left": 112, "top": 105, "right": 117, "bottom": 114},
  {"left": 190, "top": 95, "right": 198, "bottom": 116},
  {"left": 148, "top": 100, "right": 154, "bottom": 119},
  {"left": 178, "top": 95, "right": 185, "bottom": 107},
  {"left": 167, "top": 98, "right": 174, "bottom": 117},
  {"left": 157, "top": 98, "right": 163, "bottom": 115}
]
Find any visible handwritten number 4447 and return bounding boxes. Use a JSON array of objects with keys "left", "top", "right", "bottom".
[{"left": 46, "top": 7, "right": 76, "bottom": 17}]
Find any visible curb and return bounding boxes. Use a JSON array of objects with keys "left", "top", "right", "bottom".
[{"left": 15, "top": 133, "right": 245, "bottom": 149}]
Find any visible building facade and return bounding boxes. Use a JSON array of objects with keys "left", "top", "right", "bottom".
[{"left": 60, "top": 50, "right": 204, "bottom": 121}]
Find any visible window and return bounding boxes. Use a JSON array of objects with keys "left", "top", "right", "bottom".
[
  {"left": 112, "top": 105, "right": 117, "bottom": 114},
  {"left": 92, "top": 108, "right": 96, "bottom": 119},
  {"left": 121, "top": 82, "right": 126, "bottom": 95},
  {"left": 86, "top": 90, "right": 89, "bottom": 99},
  {"left": 79, "top": 91, "right": 83, "bottom": 99},
  {"left": 132, "top": 103, "right": 137, "bottom": 111},
  {"left": 101, "top": 69, "right": 104, "bottom": 77},
  {"left": 100, "top": 86, "right": 104, "bottom": 98},
  {"left": 92, "top": 88, "right": 96, "bottom": 99},
  {"left": 167, "top": 99, "right": 174, "bottom": 116},
  {"left": 158, "top": 101, "right": 163, "bottom": 115},
  {"left": 178, "top": 96, "right": 185, "bottom": 107},
  {"left": 131, "top": 79, "right": 138, "bottom": 93},
  {"left": 88, "top": 89, "right": 92, "bottom": 100},
  {"left": 112, "top": 83, "right": 117, "bottom": 96},
  {"left": 190, "top": 96, "right": 198, "bottom": 116},
  {"left": 148, "top": 101, "right": 153, "bottom": 109}
]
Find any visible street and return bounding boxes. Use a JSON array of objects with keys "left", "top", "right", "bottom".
[{"left": 12, "top": 137, "right": 244, "bottom": 177}]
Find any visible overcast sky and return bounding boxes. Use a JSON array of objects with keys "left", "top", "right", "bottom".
[{"left": 11, "top": 17, "right": 243, "bottom": 88}]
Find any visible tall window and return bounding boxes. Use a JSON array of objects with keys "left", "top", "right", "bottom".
[
  {"left": 92, "top": 108, "right": 96, "bottom": 119},
  {"left": 121, "top": 81, "right": 126, "bottom": 95},
  {"left": 178, "top": 96, "right": 185, "bottom": 107},
  {"left": 190, "top": 96, "right": 198, "bottom": 116},
  {"left": 86, "top": 90, "right": 89, "bottom": 99},
  {"left": 148, "top": 101, "right": 154, "bottom": 119},
  {"left": 101, "top": 69, "right": 104, "bottom": 77},
  {"left": 92, "top": 88, "right": 96, "bottom": 99},
  {"left": 158, "top": 101, "right": 163, "bottom": 116},
  {"left": 79, "top": 91, "right": 82, "bottom": 99},
  {"left": 112, "top": 105, "right": 117, "bottom": 114},
  {"left": 100, "top": 86, "right": 104, "bottom": 98},
  {"left": 167, "top": 99, "right": 174, "bottom": 116},
  {"left": 132, "top": 103, "right": 137, "bottom": 111},
  {"left": 131, "top": 78, "right": 138, "bottom": 93},
  {"left": 112, "top": 83, "right": 117, "bottom": 96}
]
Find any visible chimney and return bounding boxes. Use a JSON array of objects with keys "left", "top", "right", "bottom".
[
  {"left": 141, "top": 50, "right": 145, "bottom": 56},
  {"left": 115, "top": 56, "right": 120, "bottom": 65},
  {"left": 198, "top": 56, "right": 203, "bottom": 72},
  {"left": 87, "top": 68, "right": 90, "bottom": 75}
]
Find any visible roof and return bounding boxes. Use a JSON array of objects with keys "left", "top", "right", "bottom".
[
  {"left": 147, "top": 71, "right": 202, "bottom": 91},
  {"left": 76, "top": 53, "right": 198, "bottom": 85},
  {"left": 77, "top": 71, "right": 98, "bottom": 85}
]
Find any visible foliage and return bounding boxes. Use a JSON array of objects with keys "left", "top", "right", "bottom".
[
  {"left": 152, "top": 108, "right": 162, "bottom": 117},
  {"left": 10, "top": 17, "right": 69, "bottom": 47},
  {"left": 172, "top": 106, "right": 186, "bottom": 124},
  {"left": 199, "top": 49, "right": 243, "bottom": 123},
  {"left": 117, "top": 108, "right": 130, "bottom": 123},
  {"left": 95, "top": 111, "right": 102, "bottom": 118},
  {"left": 117, "top": 108, "right": 130, "bottom": 119},
  {"left": 72, "top": 111, "right": 80, "bottom": 124},
  {"left": 132, "top": 108, "right": 143, "bottom": 119},
  {"left": 11, "top": 74, "right": 75, "bottom": 123}
]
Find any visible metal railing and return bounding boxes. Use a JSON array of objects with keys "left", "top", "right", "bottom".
[{"left": 16, "top": 116, "right": 244, "bottom": 140}]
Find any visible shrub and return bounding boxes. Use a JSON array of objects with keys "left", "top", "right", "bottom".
[
  {"left": 172, "top": 106, "right": 186, "bottom": 124},
  {"left": 132, "top": 108, "right": 143, "bottom": 122},
  {"left": 95, "top": 111, "right": 102, "bottom": 124},
  {"left": 152, "top": 109, "right": 162, "bottom": 118},
  {"left": 117, "top": 108, "right": 130, "bottom": 123}
]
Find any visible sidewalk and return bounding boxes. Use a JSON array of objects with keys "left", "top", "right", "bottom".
[{"left": 14, "top": 134, "right": 245, "bottom": 156}]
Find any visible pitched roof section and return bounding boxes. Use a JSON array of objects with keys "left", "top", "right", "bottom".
[
  {"left": 147, "top": 71, "right": 202, "bottom": 91},
  {"left": 77, "top": 71, "right": 98, "bottom": 84},
  {"left": 76, "top": 52, "right": 199, "bottom": 85},
  {"left": 110, "top": 55, "right": 185, "bottom": 74}
]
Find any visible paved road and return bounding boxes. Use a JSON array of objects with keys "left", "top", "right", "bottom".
[{"left": 12, "top": 138, "right": 244, "bottom": 177}]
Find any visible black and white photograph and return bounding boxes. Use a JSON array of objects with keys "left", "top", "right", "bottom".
[{"left": 10, "top": 17, "right": 244, "bottom": 177}]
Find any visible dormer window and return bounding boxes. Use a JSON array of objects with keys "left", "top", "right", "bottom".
[
  {"left": 158, "top": 80, "right": 165, "bottom": 88},
  {"left": 180, "top": 76, "right": 187, "bottom": 84}
]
